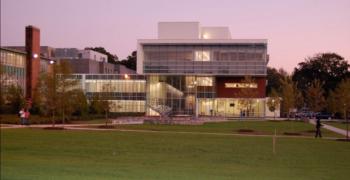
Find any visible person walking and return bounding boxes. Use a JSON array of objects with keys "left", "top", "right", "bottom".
[
  {"left": 315, "top": 117, "right": 322, "bottom": 138},
  {"left": 24, "top": 108, "right": 30, "bottom": 126},
  {"left": 19, "top": 108, "right": 25, "bottom": 125}
]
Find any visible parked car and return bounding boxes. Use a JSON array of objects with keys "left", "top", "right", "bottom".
[
  {"left": 315, "top": 112, "right": 333, "bottom": 120},
  {"left": 295, "top": 111, "right": 316, "bottom": 119}
]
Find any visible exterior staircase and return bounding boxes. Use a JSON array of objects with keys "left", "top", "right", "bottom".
[{"left": 147, "top": 98, "right": 172, "bottom": 123}]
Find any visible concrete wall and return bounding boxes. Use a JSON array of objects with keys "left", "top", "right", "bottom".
[
  {"left": 201, "top": 27, "right": 231, "bottom": 39},
  {"left": 158, "top": 22, "right": 201, "bottom": 39},
  {"left": 78, "top": 50, "right": 107, "bottom": 62}
]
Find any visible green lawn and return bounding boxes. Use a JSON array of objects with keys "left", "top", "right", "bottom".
[
  {"left": 325, "top": 121, "right": 350, "bottom": 131},
  {"left": 1, "top": 128, "right": 350, "bottom": 179},
  {"left": 107, "top": 121, "right": 341, "bottom": 137}
]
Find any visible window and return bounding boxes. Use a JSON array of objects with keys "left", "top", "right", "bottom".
[{"left": 195, "top": 51, "right": 210, "bottom": 61}]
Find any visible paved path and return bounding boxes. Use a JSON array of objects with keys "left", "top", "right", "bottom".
[
  {"left": 1, "top": 123, "right": 339, "bottom": 140},
  {"left": 309, "top": 119, "right": 349, "bottom": 137}
]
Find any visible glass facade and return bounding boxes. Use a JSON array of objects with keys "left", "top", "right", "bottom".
[
  {"left": 143, "top": 44, "right": 267, "bottom": 75},
  {"left": 146, "top": 75, "right": 216, "bottom": 116},
  {"left": 198, "top": 98, "right": 265, "bottom": 117},
  {"left": 74, "top": 74, "right": 147, "bottom": 113},
  {"left": 0, "top": 48, "right": 26, "bottom": 91}
]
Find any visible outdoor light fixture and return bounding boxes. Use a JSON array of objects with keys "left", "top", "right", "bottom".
[
  {"left": 202, "top": 33, "right": 209, "bottom": 39},
  {"left": 124, "top": 74, "right": 129, "bottom": 79},
  {"left": 33, "top": 53, "right": 38, "bottom": 58},
  {"left": 49, "top": 60, "right": 55, "bottom": 64}
]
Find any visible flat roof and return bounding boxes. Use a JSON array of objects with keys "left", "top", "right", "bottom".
[{"left": 138, "top": 39, "right": 267, "bottom": 45}]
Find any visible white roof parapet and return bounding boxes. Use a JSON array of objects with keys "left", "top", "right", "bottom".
[{"left": 138, "top": 39, "right": 267, "bottom": 44}]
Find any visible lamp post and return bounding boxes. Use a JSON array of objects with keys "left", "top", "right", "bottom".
[
  {"left": 345, "top": 103, "right": 348, "bottom": 140},
  {"left": 272, "top": 99, "right": 276, "bottom": 120},
  {"left": 48, "top": 59, "right": 56, "bottom": 127},
  {"left": 193, "top": 80, "right": 198, "bottom": 119}
]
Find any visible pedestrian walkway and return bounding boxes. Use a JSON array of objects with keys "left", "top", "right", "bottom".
[
  {"left": 309, "top": 119, "right": 349, "bottom": 136},
  {"left": 0, "top": 123, "right": 339, "bottom": 140}
]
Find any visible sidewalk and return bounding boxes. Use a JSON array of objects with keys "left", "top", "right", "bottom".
[{"left": 309, "top": 119, "right": 349, "bottom": 136}]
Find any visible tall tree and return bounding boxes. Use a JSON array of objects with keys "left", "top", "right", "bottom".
[
  {"left": 328, "top": 79, "right": 350, "bottom": 117},
  {"left": 292, "top": 53, "right": 350, "bottom": 97},
  {"left": 306, "top": 80, "right": 326, "bottom": 112},
  {"left": 38, "top": 60, "right": 80, "bottom": 126},
  {"left": 85, "top": 47, "right": 119, "bottom": 64},
  {"left": 120, "top": 51, "right": 137, "bottom": 70},
  {"left": 266, "top": 67, "right": 288, "bottom": 95},
  {"left": 280, "top": 76, "right": 303, "bottom": 118},
  {"left": 56, "top": 60, "right": 79, "bottom": 124}
]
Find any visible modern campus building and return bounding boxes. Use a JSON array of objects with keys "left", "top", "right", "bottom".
[
  {"left": 1, "top": 22, "right": 270, "bottom": 118},
  {"left": 137, "top": 22, "right": 268, "bottom": 117},
  {"left": 73, "top": 22, "right": 269, "bottom": 117}
]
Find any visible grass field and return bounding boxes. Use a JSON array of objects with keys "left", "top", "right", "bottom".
[
  {"left": 101, "top": 120, "right": 342, "bottom": 138},
  {"left": 1, "top": 126, "right": 350, "bottom": 179},
  {"left": 325, "top": 121, "right": 350, "bottom": 131}
]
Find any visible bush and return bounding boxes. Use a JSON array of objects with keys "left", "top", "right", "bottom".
[{"left": 0, "top": 114, "right": 52, "bottom": 124}]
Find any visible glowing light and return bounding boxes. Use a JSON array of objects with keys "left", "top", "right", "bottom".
[
  {"left": 49, "top": 60, "right": 55, "bottom": 64},
  {"left": 202, "top": 33, "right": 209, "bottom": 39},
  {"left": 124, "top": 74, "right": 129, "bottom": 79},
  {"left": 33, "top": 53, "right": 38, "bottom": 58}
]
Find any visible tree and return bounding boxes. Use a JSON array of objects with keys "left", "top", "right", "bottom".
[
  {"left": 38, "top": 60, "right": 79, "bottom": 126},
  {"left": 120, "top": 51, "right": 137, "bottom": 70},
  {"left": 238, "top": 76, "right": 259, "bottom": 117},
  {"left": 37, "top": 70, "right": 59, "bottom": 126},
  {"left": 328, "top": 79, "right": 350, "bottom": 139},
  {"left": 266, "top": 67, "right": 288, "bottom": 95},
  {"left": 71, "top": 89, "right": 89, "bottom": 118},
  {"left": 56, "top": 60, "right": 79, "bottom": 125},
  {"left": 4, "top": 85, "right": 25, "bottom": 114},
  {"left": 266, "top": 88, "right": 281, "bottom": 119},
  {"left": 85, "top": 47, "right": 119, "bottom": 64},
  {"left": 293, "top": 53, "right": 350, "bottom": 98},
  {"left": 280, "top": 76, "right": 303, "bottom": 118},
  {"left": 328, "top": 79, "right": 350, "bottom": 117},
  {"left": 0, "top": 64, "right": 6, "bottom": 113},
  {"left": 305, "top": 80, "right": 326, "bottom": 112}
]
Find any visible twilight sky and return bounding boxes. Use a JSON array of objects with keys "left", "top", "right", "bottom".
[{"left": 1, "top": 0, "right": 349, "bottom": 73}]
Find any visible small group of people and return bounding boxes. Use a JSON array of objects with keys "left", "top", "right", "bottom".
[{"left": 19, "top": 108, "right": 30, "bottom": 125}]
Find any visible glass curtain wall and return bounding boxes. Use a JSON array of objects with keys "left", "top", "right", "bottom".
[
  {"left": 82, "top": 74, "right": 146, "bottom": 113},
  {"left": 198, "top": 98, "right": 265, "bottom": 117},
  {"left": 143, "top": 44, "right": 267, "bottom": 75},
  {"left": 0, "top": 49, "right": 26, "bottom": 91},
  {"left": 146, "top": 75, "right": 215, "bottom": 116}
]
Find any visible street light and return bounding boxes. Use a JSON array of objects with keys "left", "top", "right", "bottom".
[
  {"left": 124, "top": 74, "right": 129, "bottom": 79},
  {"left": 33, "top": 53, "right": 38, "bottom": 59},
  {"left": 272, "top": 99, "right": 276, "bottom": 120},
  {"left": 192, "top": 80, "right": 198, "bottom": 119},
  {"left": 345, "top": 103, "right": 349, "bottom": 140}
]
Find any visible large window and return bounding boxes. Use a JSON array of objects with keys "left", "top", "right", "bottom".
[{"left": 143, "top": 44, "right": 267, "bottom": 75}]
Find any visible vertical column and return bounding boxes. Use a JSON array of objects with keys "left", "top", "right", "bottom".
[{"left": 25, "top": 25, "right": 40, "bottom": 101}]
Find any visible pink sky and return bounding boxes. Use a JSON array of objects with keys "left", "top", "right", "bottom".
[{"left": 1, "top": 0, "right": 349, "bottom": 73}]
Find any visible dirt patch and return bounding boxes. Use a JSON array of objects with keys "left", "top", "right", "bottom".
[
  {"left": 283, "top": 132, "right": 302, "bottom": 136},
  {"left": 336, "top": 138, "right": 350, "bottom": 142},
  {"left": 43, "top": 127, "right": 65, "bottom": 130},
  {"left": 238, "top": 129, "right": 254, "bottom": 133},
  {"left": 236, "top": 129, "right": 269, "bottom": 135},
  {"left": 98, "top": 125, "right": 116, "bottom": 129},
  {"left": 304, "top": 130, "right": 316, "bottom": 133}
]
